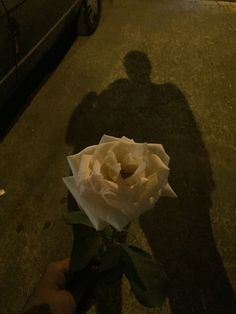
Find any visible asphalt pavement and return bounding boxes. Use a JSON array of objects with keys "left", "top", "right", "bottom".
[{"left": 0, "top": 1, "right": 236, "bottom": 313}]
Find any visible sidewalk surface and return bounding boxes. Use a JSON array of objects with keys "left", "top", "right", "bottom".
[{"left": 0, "top": 1, "right": 236, "bottom": 313}]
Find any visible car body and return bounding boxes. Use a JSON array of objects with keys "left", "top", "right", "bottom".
[{"left": 0, "top": 0, "right": 100, "bottom": 109}]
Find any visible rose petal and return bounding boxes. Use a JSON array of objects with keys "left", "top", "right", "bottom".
[
  {"left": 93, "top": 142, "right": 117, "bottom": 165},
  {"left": 90, "top": 172, "right": 118, "bottom": 195},
  {"left": 93, "top": 159, "right": 101, "bottom": 175},
  {"left": 63, "top": 176, "right": 107, "bottom": 230},
  {"left": 134, "top": 173, "right": 161, "bottom": 214},
  {"left": 103, "top": 188, "right": 137, "bottom": 219},
  {"left": 103, "top": 176, "right": 148, "bottom": 220},
  {"left": 112, "top": 142, "right": 148, "bottom": 165},
  {"left": 121, "top": 136, "right": 134, "bottom": 143},
  {"left": 147, "top": 143, "right": 170, "bottom": 166},
  {"left": 68, "top": 146, "right": 96, "bottom": 167},
  {"left": 81, "top": 179, "right": 129, "bottom": 230},
  {"left": 122, "top": 152, "right": 142, "bottom": 166},
  {"left": 67, "top": 149, "right": 95, "bottom": 182},
  {"left": 147, "top": 154, "right": 169, "bottom": 188},
  {"left": 64, "top": 173, "right": 129, "bottom": 231},
  {"left": 99, "top": 134, "right": 134, "bottom": 144},
  {"left": 99, "top": 135, "right": 119, "bottom": 144},
  {"left": 77, "top": 154, "right": 93, "bottom": 184},
  {"left": 124, "top": 161, "right": 147, "bottom": 185},
  {"left": 161, "top": 183, "right": 177, "bottom": 198},
  {"left": 101, "top": 150, "right": 121, "bottom": 181}
]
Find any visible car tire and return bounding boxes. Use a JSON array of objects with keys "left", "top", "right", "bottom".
[{"left": 77, "top": 0, "right": 101, "bottom": 36}]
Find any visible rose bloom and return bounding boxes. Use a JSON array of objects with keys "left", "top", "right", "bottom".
[{"left": 63, "top": 135, "right": 176, "bottom": 231}]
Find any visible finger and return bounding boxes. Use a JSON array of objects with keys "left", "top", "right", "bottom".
[
  {"left": 58, "top": 258, "right": 70, "bottom": 275},
  {"left": 45, "top": 259, "right": 71, "bottom": 288}
]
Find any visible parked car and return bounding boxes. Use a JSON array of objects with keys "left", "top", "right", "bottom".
[{"left": 0, "top": 0, "right": 101, "bottom": 108}]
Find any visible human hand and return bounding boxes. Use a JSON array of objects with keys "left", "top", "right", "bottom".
[{"left": 23, "top": 259, "right": 76, "bottom": 314}]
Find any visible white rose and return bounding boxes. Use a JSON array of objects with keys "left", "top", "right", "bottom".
[{"left": 63, "top": 135, "right": 176, "bottom": 231}]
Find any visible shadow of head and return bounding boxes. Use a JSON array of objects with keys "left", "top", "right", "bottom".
[{"left": 124, "top": 50, "right": 152, "bottom": 83}]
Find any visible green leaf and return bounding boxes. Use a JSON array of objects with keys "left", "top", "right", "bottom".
[
  {"left": 102, "top": 226, "right": 113, "bottom": 240},
  {"left": 99, "top": 263, "right": 123, "bottom": 284},
  {"left": 121, "top": 246, "right": 146, "bottom": 290},
  {"left": 121, "top": 245, "right": 169, "bottom": 308},
  {"left": 64, "top": 211, "right": 94, "bottom": 228},
  {"left": 99, "top": 244, "right": 122, "bottom": 272},
  {"left": 70, "top": 229, "right": 103, "bottom": 274},
  {"left": 67, "top": 266, "right": 100, "bottom": 311}
]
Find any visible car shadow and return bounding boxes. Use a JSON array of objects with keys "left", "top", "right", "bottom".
[{"left": 66, "top": 51, "right": 236, "bottom": 314}]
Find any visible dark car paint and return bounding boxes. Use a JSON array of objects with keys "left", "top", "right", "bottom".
[
  {"left": 0, "top": 0, "right": 82, "bottom": 107},
  {"left": 0, "top": 2, "right": 17, "bottom": 105},
  {"left": 6, "top": 0, "right": 77, "bottom": 60}
]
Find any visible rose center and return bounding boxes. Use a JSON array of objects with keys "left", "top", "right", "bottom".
[
  {"left": 120, "top": 164, "right": 138, "bottom": 179},
  {"left": 120, "top": 169, "right": 132, "bottom": 179}
]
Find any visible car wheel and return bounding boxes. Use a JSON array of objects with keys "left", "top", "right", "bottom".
[{"left": 77, "top": 0, "right": 101, "bottom": 35}]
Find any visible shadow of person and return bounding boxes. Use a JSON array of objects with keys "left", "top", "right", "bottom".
[{"left": 66, "top": 51, "right": 236, "bottom": 314}]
